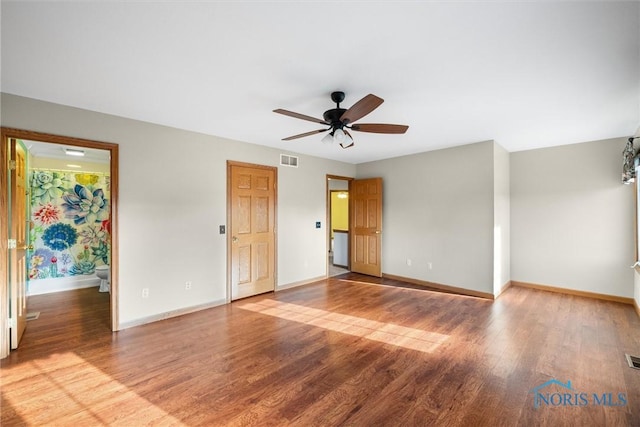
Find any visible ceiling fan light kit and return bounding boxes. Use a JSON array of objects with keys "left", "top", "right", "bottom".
[{"left": 274, "top": 91, "right": 408, "bottom": 149}]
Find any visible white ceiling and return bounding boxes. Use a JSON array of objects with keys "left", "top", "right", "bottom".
[
  {"left": 2, "top": 1, "right": 639, "bottom": 164},
  {"left": 24, "top": 139, "right": 110, "bottom": 164}
]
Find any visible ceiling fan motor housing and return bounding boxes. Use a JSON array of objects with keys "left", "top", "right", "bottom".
[{"left": 323, "top": 108, "right": 347, "bottom": 130}]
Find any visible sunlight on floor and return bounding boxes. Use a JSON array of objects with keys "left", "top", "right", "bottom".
[
  {"left": 2, "top": 352, "right": 185, "bottom": 426},
  {"left": 237, "top": 299, "right": 448, "bottom": 353}
]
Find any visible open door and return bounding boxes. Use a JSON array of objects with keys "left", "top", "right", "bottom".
[
  {"left": 350, "top": 177, "right": 383, "bottom": 277},
  {"left": 9, "top": 138, "right": 28, "bottom": 349},
  {"left": 228, "top": 161, "right": 277, "bottom": 300}
]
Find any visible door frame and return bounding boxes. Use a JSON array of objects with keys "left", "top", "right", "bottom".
[
  {"left": 326, "top": 175, "right": 353, "bottom": 276},
  {"left": 226, "top": 160, "right": 278, "bottom": 302},
  {"left": 0, "top": 127, "right": 119, "bottom": 359}
]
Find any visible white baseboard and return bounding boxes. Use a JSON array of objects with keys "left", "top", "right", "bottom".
[
  {"left": 29, "top": 276, "right": 101, "bottom": 295},
  {"left": 277, "top": 275, "right": 326, "bottom": 291},
  {"left": 117, "top": 299, "right": 227, "bottom": 331}
]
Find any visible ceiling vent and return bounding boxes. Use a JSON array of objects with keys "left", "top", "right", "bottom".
[{"left": 280, "top": 154, "right": 298, "bottom": 168}]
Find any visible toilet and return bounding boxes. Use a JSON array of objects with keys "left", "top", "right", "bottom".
[{"left": 96, "top": 265, "right": 110, "bottom": 293}]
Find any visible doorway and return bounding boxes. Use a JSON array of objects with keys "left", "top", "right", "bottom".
[
  {"left": 327, "top": 176, "right": 352, "bottom": 277},
  {"left": 1, "top": 128, "right": 119, "bottom": 359},
  {"left": 24, "top": 139, "right": 112, "bottom": 295}
]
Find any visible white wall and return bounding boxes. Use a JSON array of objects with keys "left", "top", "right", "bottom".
[
  {"left": 29, "top": 276, "right": 100, "bottom": 295},
  {"left": 1, "top": 93, "right": 356, "bottom": 327},
  {"left": 356, "top": 141, "right": 496, "bottom": 294},
  {"left": 493, "top": 142, "right": 510, "bottom": 296},
  {"left": 511, "top": 138, "right": 634, "bottom": 297}
]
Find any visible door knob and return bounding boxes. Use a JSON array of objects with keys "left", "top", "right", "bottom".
[{"left": 232, "top": 236, "right": 239, "bottom": 243}]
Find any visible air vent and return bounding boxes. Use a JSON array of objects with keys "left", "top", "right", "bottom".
[
  {"left": 26, "top": 312, "right": 40, "bottom": 321},
  {"left": 625, "top": 354, "right": 640, "bottom": 369},
  {"left": 280, "top": 154, "right": 298, "bottom": 168}
]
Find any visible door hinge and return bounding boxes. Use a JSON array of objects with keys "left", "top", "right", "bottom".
[
  {"left": 8, "top": 160, "right": 16, "bottom": 171},
  {"left": 8, "top": 239, "right": 17, "bottom": 249},
  {"left": 8, "top": 317, "right": 16, "bottom": 328}
]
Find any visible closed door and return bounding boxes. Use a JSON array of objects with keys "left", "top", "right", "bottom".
[
  {"left": 350, "top": 177, "right": 383, "bottom": 277},
  {"left": 228, "top": 162, "right": 276, "bottom": 300},
  {"left": 9, "top": 138, "right": 27, "bottom": 348}
]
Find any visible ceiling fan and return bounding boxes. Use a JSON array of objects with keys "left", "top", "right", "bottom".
[{"left": 273, "top": 91, "right": 409, "bottom": 149}]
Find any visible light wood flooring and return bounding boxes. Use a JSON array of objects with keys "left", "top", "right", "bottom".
[{"left": 2, "top": 273, "right": 640, "bottom": 426}]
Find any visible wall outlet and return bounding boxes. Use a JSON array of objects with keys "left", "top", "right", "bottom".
[
  {"left": 428, "top": 262, "right": 433, "bottom": 270},
  {"left": 185, "top": 281, "right": 192, "bottom": 290},
  {"left": 406, "top": 258, "right": 412, "bottom": 266},
  {"left": 142, "top": 288, "right": 149, "bottom": 298}
]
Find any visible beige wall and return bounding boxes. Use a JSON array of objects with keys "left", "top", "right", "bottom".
[
  {"left": 3, "top": 92, "right": 635, "bottom": 328},
  {"left": 510, "top": 138, "right": 634, "bottom": 297},
  {"left": 356, "top": 137, "right": 633, "bottom": 299},
  {"left": 2, "top": 93, "right": 356, "bottom": 327},
  {"left": 356, "top": 141, "right": 497, "bottom": 294}
]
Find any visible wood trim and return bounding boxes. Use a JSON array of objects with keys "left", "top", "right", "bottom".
[
  {"left": 511, "top": 280, "right": 634, "bottom": 305},
  {"left": 634, "top": 299, "right": 640, "bottom": 318},
  {"left": 326, "top": 175, "right": 354, "bottom": 275},
  {"left": 382, "top": 273, "right": 495, "bottom": 299},
  {"left": 0, "top": 133, "right": 9, "bottom": 358},
  {"left": 494, "top": 280, "right": 513, "bottom": 299},
  {"left": 0, "top": 127, "right": 120, "bottom": 347},
  {"left": 109, "top": 144, "right": 119, "bottom": 331},
  {"left": 326, "top": 174, "right": 355, "bottom": 181},
  {"left": 1, "top": 128, "right": 119, "bottom": 151},
  {"left": 227, "top": 160, "right": 277, "bottom": 171}
]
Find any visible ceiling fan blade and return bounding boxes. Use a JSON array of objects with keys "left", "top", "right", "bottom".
[
  {"left": 274, "top": 109, "right": 329, "bottom": 125},
  {"left": 282, "top": 128, "right": 329, "bottom": 141},
  {"left": 350, "top": 123, "right": 409, "bottom": 134},
  {"left": 340, "top": 94, "right": 384, "bottom": 124}
]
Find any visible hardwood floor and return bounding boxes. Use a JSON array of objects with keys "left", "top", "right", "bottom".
[{"left": 3, "top": 274, "right": 640, "bottom": 426}]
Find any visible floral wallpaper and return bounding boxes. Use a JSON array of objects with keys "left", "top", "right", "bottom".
[{"left": 29, "top": 169, "right": 111, "bottom": 280}]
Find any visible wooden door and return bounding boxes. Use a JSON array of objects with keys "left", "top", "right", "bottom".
[
  {"left": 228, "top": 162, "right": 276, "bottom": 300},
  {"left": 9, "top": 138, "right": 27, "bottom": 348},
  {"left": 350, "top": 178, "right": 383, "bottom": 277}
]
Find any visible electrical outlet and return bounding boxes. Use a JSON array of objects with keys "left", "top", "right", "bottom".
[
  {"left": 406, "top": 258, "right": 412, "bottom": 266},
  {"left": 185, "top": 281, "right": 192, "bottom": 290},
  {"left": 142, "top": 288, "right": 149, "bottom": 298},
  {"left": 428, "top": 262, "right": 433, "bottom": 270}
]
